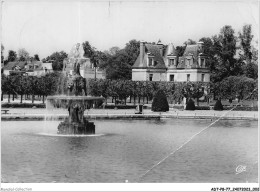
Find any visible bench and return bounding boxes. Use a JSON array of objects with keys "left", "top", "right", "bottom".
[{"left": 1, "top": 110, "right": 9, "bottom": 114}]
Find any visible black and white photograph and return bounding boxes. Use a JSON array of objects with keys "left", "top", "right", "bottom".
[{"left": 0, "top": 0, "right": 259, "bottom": 191}]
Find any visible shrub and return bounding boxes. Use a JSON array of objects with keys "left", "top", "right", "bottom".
[
  {"left": 152, "top": 90, "right": 169, "bottom": 112},
  {"left": 214, "top": 100, "right": 224, "bottom": 111},
  {"left": 185, "top": 99, "right": 195, "bottom": 110}
]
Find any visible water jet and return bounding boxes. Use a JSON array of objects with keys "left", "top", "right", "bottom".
[{"left": 46, "top": 43, "right": 104, "bottom": 135}]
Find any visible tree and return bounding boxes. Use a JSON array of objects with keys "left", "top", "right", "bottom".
[
  {"left": 28, "top": 76, "right": 39, "bottom": 103},
  {"left": 238, "top": 24, "right": 253, "bottom": 63},
  {"left": 108, "top": 46, "right": 120, "bottom": 56},
  {"left": 45, "top": 51, "right": 68, "bottom": 71},
  {"left": 1, "top": 74, "right": 7, "bottom": 101},
  {"left": 1, "top": 75, "right": 16, "bottom": 102},
  {"left": 82, "top": 41, "right": 96, "bottom": 63},
  {"left": 37, "top": 73, "right": 59, "bottom": 103},
  {"left": 152, "top": 89, "right": 169, "bottom": 112},
  {"left": 18, "top": 48, "right": 29, "bottom": 61},
  {"left": 14, "top": 75, "right": 30, "bottom": 103},
  {"left": 215, "top": 76, "right": 237, "bottom": 101},
  {"left": 34, "top": 54, "right": 40, "bottom": 61},
  {"left": 105, "top": 49, "right": 132, "bottom": 80},
  {"left": 176, "top": 46, "right": 186, "bottom": 57},
  {"left": 235, "top": 76, "right": 256, "bottom": 103},
  {"left": 244, "top": 62, "right": 258, "bottom": 79},
  {"left": 212, "top": 25, "right": 239, "bottom": 81},
  {"left": 124, "top": 39, "right": 140, "bottom": 66},
  {"left": 181, "top": 82, "right": 204, "bottom": 103},
  {"left": 251, "top": 41, "right": 258, "bottom": 64},
  {"left": 1, "top": 44, "right": 4, "bottom": 63},
  {"left": 199, "top": 37, "right": 217, "bottom": 73},
  {"left": 184, "top": 39, "right": 196, "bottom": 45},
  {"left": 7, "top": 50, "right": 17, "bottom": 62}
]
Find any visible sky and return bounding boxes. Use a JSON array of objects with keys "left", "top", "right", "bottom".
[{"left": 1, "top": 0, "right": 259, "bottom": 59}]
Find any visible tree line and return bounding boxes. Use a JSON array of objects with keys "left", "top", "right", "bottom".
[
  {"left": 2, "top": 24, "right": 257, "bottom": 83},
  {"left": 1, "top": 73, "right": 257, "bottom": 105}
]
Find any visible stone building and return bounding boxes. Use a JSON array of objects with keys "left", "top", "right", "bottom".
[
  {"left": 63, "top": 58, "right": 106, "bottom": 79},
  {"left": 132, "top": 40, "right": 210, "bottom": 82},
  {"left": 2, "top": 61, "right": 53, "bottom": 76}
]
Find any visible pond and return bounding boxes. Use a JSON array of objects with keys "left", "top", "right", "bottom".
[{"left": 1, "top": 119, "right": 258, "bottom": 183}]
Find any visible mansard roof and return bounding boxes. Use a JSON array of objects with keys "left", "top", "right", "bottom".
[
  {"left": 3, "top": 61, "right": 27, "bottom": 70},
  {"left": 183, "top": 44, "right": 206, "bottom": 59},
  {"left": 133, "top": 41, "right": 207, "bottom": 70},
  {"left": 132, "top": 43, "right": 166, "bottom": 69},
  {"left": 145, "top": 44, "right": 166, "bottom": 68}
]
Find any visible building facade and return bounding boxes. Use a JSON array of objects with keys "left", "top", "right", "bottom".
[
  {"left": 2, "top": 61, "right": 53, "bottom": 76},
  {"left": 63, "top": 58, "right": 106, "bottom": 79},
  {"left": 132, "top": 40, "right": 210, "bottom": 82}
]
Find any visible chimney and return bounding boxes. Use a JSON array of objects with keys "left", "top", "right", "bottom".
[
  {"left": 197, "top": 41, "right": 204, "bottom": 53},
  {"left": 140, "top": 40, "right": 145, "bottom": 65}
]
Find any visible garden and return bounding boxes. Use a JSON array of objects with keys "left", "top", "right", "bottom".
[{"left": 1, "top": 72, "right": 258, "bottom": 111}]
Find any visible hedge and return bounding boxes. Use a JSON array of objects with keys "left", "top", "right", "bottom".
[
  {"left": 195, "top": 106, "right": 210, "bottom": 110},
  {"left": 2, "top": 103, "right": 46, "bottom": 108},
  {"left": 224, "top": 106, "right": 258, "bottom": 111},
  {"left": 104, "top": 105, "right": 137, "bottom": 109}
]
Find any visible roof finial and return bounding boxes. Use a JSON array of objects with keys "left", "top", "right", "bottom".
[{"left": 157, "top": 39, "right": 163, "bottom": 45}]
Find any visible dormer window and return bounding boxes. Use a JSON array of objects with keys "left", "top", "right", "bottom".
[
  {"left": 186, "top": 58, "right": 192, "bottom": 68},
  {"left": 148, "top": 58, "right": 153, "bottom": 66},
  {"left": 167, "top": 55, "right": 177, "bottom": 67},
  {"left": 169, "top": 58, "right": 174, "bottom": 66},
  {"left": 148, "top": 55, "right": 154, "bottom": 66},
  {"left": 201, "top": 58, "right": 205, "bottom": 67}
]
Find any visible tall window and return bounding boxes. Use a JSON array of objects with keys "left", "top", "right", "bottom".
[
  {"left": 186, "top": 59, "right": 192, "bottom": 68},
  {"left": 201, "top": 58, "right": 205, "bottom": 67},
  {"left": 201, "top": 74, "right": 205, "bottom": 82},
  {"left": 187, "top": 74, "right": 190, "bottom": 81},
  {"left": 149, "top": 74, "right": 153, "bottom": 81},
  {"left": 169, "top": 59, "right": 174, "bottom": 66},
  {"left": 148, "top": 58, "right": 153, "bottom": 66},
  {"left": 170, "top": 75, "right": 174, "bottom": 81}
]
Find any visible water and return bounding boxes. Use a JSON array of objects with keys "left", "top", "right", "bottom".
[{"left": 1, "top": 119, "right": 258, "bottom": 183}]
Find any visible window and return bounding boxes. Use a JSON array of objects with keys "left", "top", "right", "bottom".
[
  {"left": 148, "top": 58, "right": 153, "bottom": 66},
  {"left": 201, "top": 58, "right": 205, "bottom": 67},
  {"left": 186, "top": 59, "right": 192, "bottom": 68},
  {"left": 169, "top": 59, "right": 174, "bottom": 66},
  {"left": 149, "top": 74, "right": 153, "bottom": 81},
  {"left": 170, "top": 75, "right": 174, "bottom": 81},
  {"left": 201, "top": 74, "right": 205, "bottom": 82},
  {"left": 187, "top": 74, "right": 190, "bottom": 81}
]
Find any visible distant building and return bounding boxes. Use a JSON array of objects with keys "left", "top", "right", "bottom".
[
  {"left": 3, "top": 61, "right": 27, "bottom": 76},
  {"left": 2, "top": 60, "right": 53, "bottom": 76},
  {"left": 63, "top": 58, "right": 106, "bottom": 79},
  {"left": 132, "top": 40, "right": 210, "bottom": 82}
]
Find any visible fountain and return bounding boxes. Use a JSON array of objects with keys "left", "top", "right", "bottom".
[{"left": 46, "top": 43, "right": 104, "bottom": 135}]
